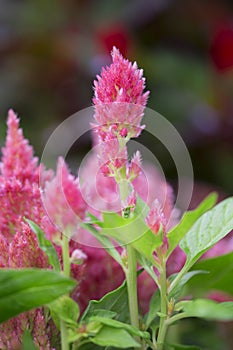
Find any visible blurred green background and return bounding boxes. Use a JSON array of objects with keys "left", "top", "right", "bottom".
[{"left": 0, "top": 0, "right": 233, "bottom": 197}]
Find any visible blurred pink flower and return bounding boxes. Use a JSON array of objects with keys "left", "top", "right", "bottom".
[{"left": 42, "top": 157, "right": 87, "bottom": 238}]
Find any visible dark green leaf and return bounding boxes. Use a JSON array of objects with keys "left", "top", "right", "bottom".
[
  {"left": 25, "top": 218, "right": 60, "bottom": 271},
  {"left": 186, "top": 252, "right": 233, "bottom": 296},
  {"left": 144, "top": 289, "right": 160, "bottom": 329},
  {"left": 91, "top": 325, "right": 140, "bottom": 348},
  {"left": 169, "top": 343, "right": 201, "bottom": 350},
  {"left": 22, "top": 330, "right": 39, "bottom": 350},
  {"left": 169, "top": 270, "right": 208, "bottom": 299},
  {"left": 167, "top": 193, "right": 217, "bottom": 258},
  {"left": 176, "top": 299, "right": 233, "bottom": 321},
  {"left": 81, "top": 280, "right": 129, "bottom": 323},
  {"left": 0, "top": 268, "right": 76, "bottom": 323}
]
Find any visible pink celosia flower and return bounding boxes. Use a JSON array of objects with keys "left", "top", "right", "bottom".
[
  {"left": 0, "top": 309, "right": 56, "bottom": 350},
  {"left": 0, "top": 110, "right": 38, "bottom": 183},
  {"left": 93, "top": 47, "right": 149, "bottom": 140},
  {"left": 42, "top": 157, "right": 87, "bottom": 238},
  {"left": 0, "top": 112, "right": 84, "bottom": 348}
]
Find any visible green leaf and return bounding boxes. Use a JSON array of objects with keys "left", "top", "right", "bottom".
[
  {"left": 81, "top": 280, "right": 129, "bottom": 323},
  {"left": 180, "top": 197, "right": 233, "bottom": 273},
  {"left": 137, "top": 254, "right": 160, "bottom": 284},
  {"left": 169, "top": 270, "right": 208, "bottom": 300},
  {"left": 167, "top": 193, "right": 217, "bottom": 258},
  {"left": 101, "top": 212, "right": 162, "bottom": 265},
  {"left": 169, "top": 344, "right": 201, "bottom": 350},
  {"left": 81, "top": 222, "right": 123, "bottom": 267},
  {"left": 25, "top": 218, "right": 60, "bottom": 271},
  {"left": 144, "top": 289, "right": 160, "bottom": 329},
  {"left": 176, "top": 299, "right": 233, "bottom": 321},
  {"left": 0, "top": 268, "right": 76, "bottom": 323},
  {"left": 90, "top": 325, "right": 140, "bottom": 348},
  {"left": 48, "top": 295, "right": 79, "bottom": 327},
  {"left": 186, "top": 252, "right": 233, "bottom": 296},
  {"left": 89, "top": 316, "right": 150, "bottom": 339},
  {"left": 22, "top": 330, "right": 39, "bottom": 350}
]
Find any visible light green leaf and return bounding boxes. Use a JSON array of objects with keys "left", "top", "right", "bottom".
[
  {"left": 48, "top": 295, "right": 79, "bottom": 327},
  {"left": 101, "top": 213, "right": 162, "bottom": 265},
  {"left": 89, "top": 316, "right": 150, "bottom": 339},
  {"left": 0, "top": 268, "right": 76, "bottom": 323},
  {"left": 176, "top": 299, "right": 233, "bottom": 321},
  {"left": 81, "top": 280, "right": 129, "bottom": 323},
  {"left": 81, "top": 223, "right": 123, "bottom": 267},
  {"left": 22, "top": 330, "right": 39, "bottom": 350},
  {"left": 91, "top": 326, "right": 140, "bottom": 348},
  {"left": 25, "top": 218, "right": 60, "bottom": 271},
  {"left": 167, "top": 193, "right": 217, "bottom": 258},
  {"left": 186, "top": 252, "right": 233, "bottom": 296},
  {"left": 180, "top": 197, "right": 233, "bottom": 271}
]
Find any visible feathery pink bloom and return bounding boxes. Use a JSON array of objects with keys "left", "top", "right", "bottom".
[
  {"left": 42, "top": 157, "right": 87, "bottom": 238},
  {"left": 93, "top": 47, "right": 149, "bottom": 139},
  {"left": 0, "top": 309, "right": 56, "bottom": 350},
  {"left": 0, "top": 110, "right": 38, "bottom": 183}
]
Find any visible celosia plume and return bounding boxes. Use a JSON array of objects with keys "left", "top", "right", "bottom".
[
  {"left": 93, "top": 47, "right": 149, "bottom": 140},
  {"left": 0, "top": 110, "right": 38, "bottom": 183}
]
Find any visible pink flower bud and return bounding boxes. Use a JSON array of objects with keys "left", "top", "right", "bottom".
[
  {"left": 145, "top": 199, "right": 167, "bottom": 234},
  {"left": 71, "top": 249, "right": 87, "bottom": 264}
]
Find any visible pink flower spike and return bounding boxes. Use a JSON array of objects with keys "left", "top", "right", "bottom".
[
  {"left": 145, "top": 199, "right": 167, "bottom": 234},
  {"left": 0, "top": 109, "right": 38, "bottom": 182},
  {"left": 93, "top": 47, "right": 150, "bottom": 139}
]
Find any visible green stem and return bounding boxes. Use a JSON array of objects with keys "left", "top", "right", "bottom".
[
  {"left": 156, "top": 251, "right": 168, "bottom": 350},
  {"left": 60, "top": 319, "right": 69, "bottom": 350},
  {"left": 126, "top": 244, "right": 139, "bottom": 330},
  {"left": 60, "top": 233, "right": 71, "bottom": 350},
  {"left": 118, "top": 180, "right": 141, "bottom": 348},
  {"left": 62, "top": 233, "right": 71, "bottom": 278}
]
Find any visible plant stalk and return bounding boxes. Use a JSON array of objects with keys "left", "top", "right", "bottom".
[
  {"left": 60, "top": 233, "right": 71, "bottom": 350},
  {"left": 157, "top": 250, "right": 168, "bottom": 350},
  {"left": 118, "top": 180, "right": 141, "bottom": 348},
  {"left": 126, "top": 244, "right": 139, "bottom": 329}
]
